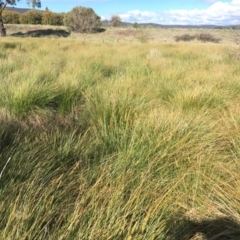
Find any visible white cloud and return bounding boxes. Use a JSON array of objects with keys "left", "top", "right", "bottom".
[
  {"left": 118, "top": 0, "right": 240, "bottom": 25},
  {"left": 119, "top": 10, "right": 159, "bottom": 23}
]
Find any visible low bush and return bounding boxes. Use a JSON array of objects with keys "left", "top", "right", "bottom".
[
  {"left": 20, "top": 10, "right": 43, "bottom": 25},
  {"left": 175, "top": 33, "right": 221, "bottom": 43},
  {"left": 64, "top": 6, "right": 101, "bottom": 33},
  {"left": 136, "top": 30, "right": 152, "bottom": 43},
  {"left": 174, "top": 34, "right": 196, "bottom": 42},
  {"left": 1, "top": 42, "right": 18, "bottom": 49},
  {"left": 196, "top": 33, "right": 221, "bottom": 43},
  {"left": 2, "top": 10, "right": 20, "bottom": 24},
  {"left": 42, "top": 12, "right": 65, "bottom": 26}
]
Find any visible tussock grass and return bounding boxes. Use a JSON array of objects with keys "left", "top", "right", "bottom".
[{"left": 1, "top": 37, "right": 240, "bottom": 239}]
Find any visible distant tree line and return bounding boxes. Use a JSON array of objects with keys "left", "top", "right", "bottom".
[
  {"left": 3, "top": 8, "right": 65, "bottom": 25},
  {"left": 3, "top": 5, "right": 126, "bottom": 35},
  {"left": 3, "top": 7, "right": 124, "bottom": 29},
  {"left": 63, "top": 7, "right": 123, "bottom": 33}
]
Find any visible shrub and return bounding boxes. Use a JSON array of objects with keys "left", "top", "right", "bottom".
[
  {"left": 174, "top": 34, "right": 196, "bottom": 42},
  {"left": 64, "top": 6, "right": 101, "bottom": 33},
  {"left": 1, "top": 42, "right": 18, "bottom": 49},
  {"left": 42, "top": 11, "right": 64, "bottom": 26},
  {"left": 110, "top": 15, "right": 121, "bottom": 27},
  {"left": 2, "top": 10, "right": 20, "bottom": 24},
  {"left": 132, "top": 22, "right": 139, "bottom": 28},
  {"left": 136, "top": 30, "right": 152, "bottom": 43},
  {"left": 19, "top": 14, "right": 28, "bottom": 24},
  {"left": 20, "top": 10, "right": 43, "bottom": 25},
  {"left": 196, "top": 33, "right": 221, "bottom": 43}
]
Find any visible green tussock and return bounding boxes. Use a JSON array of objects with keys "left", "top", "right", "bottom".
[{"left": 1, "top": 37, "right": 240, "bottom": 239}]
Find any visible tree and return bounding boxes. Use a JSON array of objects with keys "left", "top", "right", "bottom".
[
  {"left": 110, "top": 15, "right": 121, "bottom": 27},
  {"left": 42, "top": 9, "right": 64, "bottom": 26},
  {"left": 47, "top": 12, "right": 64, "bottom": 26},
  {"left": 132, "top": 22, "right": 138, "bottom": 28},
  {"left": 64, "top": 6, "right": 101, "bottom": 33},
  {"left": 42, "top": 6, "right": 50, "bottom": 24},
  {"left": 0, "top": 0, "right": 41, "bottom": 36},
  {"left": 3, "top": 10, "right": 20, "bottom": 24},
  {"left": 20, "top": 10, "right": 43, "bottom": 24}
]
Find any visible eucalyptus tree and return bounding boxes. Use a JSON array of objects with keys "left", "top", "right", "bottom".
[
  {"left": 110, "top": 15, "right": 121, "bottom": 27},
  {"left": 0, "top": 0, "right": 41, "bottom": 36},
  {"left": 64, "top": 7, "right": 101, "bottom": 33}
]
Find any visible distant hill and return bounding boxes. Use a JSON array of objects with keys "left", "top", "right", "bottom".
[
  {"left": 138, "top": 23, "right": 218, "bottom": 29},
  {"left": 6, "top": 7, "right": 43, "bottom": 13},
  {"left": 136, "top": 23, "right": 240, "bottom": 29},
  {"left": 121, "top": 22, "right": 239, "bottom": 29},
  {"left": 102, "top": 20, "right": 239, "bottom": 29}
]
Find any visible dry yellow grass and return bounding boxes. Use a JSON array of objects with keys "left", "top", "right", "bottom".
[{"left": 5, "top": 23, "right": 240, "bottom": 45}]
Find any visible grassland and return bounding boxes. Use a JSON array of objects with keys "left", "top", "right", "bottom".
[
  {"left": 1, "top": 27, "right": 240, "bottom": 239},
  {"left": 5, "top": 23, "right": 240, "bottom": 44}
]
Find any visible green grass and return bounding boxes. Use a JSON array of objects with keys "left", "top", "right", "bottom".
[{"left": 1, "top": 36, "right": 240, "bottom": 239}]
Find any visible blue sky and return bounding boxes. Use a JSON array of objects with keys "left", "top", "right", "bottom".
[{"left": 15, "top": 0, "right": 240, "bottom": 25}]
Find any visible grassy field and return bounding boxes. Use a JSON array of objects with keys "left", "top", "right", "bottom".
[
  {"left": 5, "top": 23, "right": 240, "bottom": 44},
  {"left": 1, "top": 28, "right": 240, "bottom": 239}
]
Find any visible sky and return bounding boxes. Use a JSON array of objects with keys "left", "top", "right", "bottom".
[{"left": 15, "top": 0, "right": 240, "bottom": 25}]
